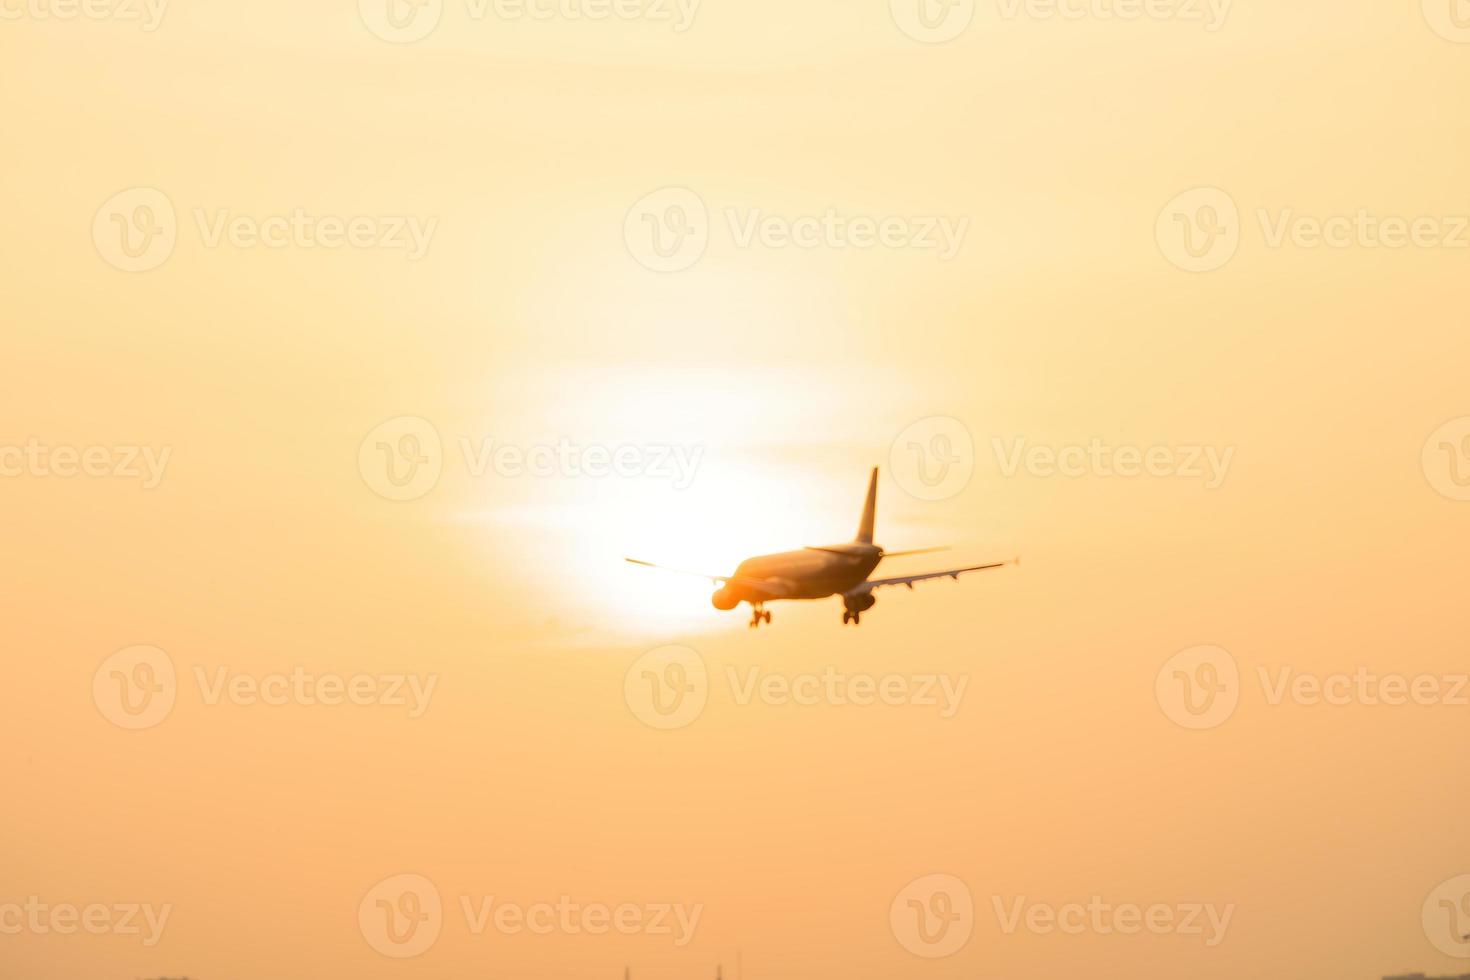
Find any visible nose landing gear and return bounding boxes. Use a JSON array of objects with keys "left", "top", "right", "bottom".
[{"left": 748, "top": 605, "right": 772, "bottom": 629}]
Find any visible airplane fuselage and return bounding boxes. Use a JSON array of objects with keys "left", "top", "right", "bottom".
[{"left": 712, "top": 543, "right": 883, "bottom": 608}]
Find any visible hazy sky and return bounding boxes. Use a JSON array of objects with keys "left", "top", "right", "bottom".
[{"left": 3, "top": 1, "right": 1469, "bottom": 978}]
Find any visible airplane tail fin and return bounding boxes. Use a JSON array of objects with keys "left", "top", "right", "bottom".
[{"left": 855, "top": 467, "right": 878, "bottom": 544}]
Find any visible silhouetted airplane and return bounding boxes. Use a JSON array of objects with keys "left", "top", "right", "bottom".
[{"left": 627, "top": 467, "right": 1015, "bottom": 627}]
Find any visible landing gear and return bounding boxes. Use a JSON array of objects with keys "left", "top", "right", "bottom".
[
  {"left": 748, "top": 605, "right": 772, "bottom": 629},
  {"left": 842, "top": 592, "right": 874, "bottom": 626}
]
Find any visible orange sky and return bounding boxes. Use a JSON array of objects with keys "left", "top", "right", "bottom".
[{"left": 3, "top": 2, "right": 1469, "bottom": 978}]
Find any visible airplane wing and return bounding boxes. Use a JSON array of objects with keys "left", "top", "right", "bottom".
[
  {"left": 624, "top": 558, "right": 786, "bottom": 596},
  {"left": 847, "top": 559, "right": 1017, "bottom": 596},
  {"left": 805, "top": 545, "right": 950, "bottom": 559}
]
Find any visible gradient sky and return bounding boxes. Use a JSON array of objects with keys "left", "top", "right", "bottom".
[{"left": 3, "top": 1, "right": 1469, "bottom": 978}]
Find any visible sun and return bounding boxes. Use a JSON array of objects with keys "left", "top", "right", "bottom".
[
  {"left": 525, "top": 457, "right": 834, "bottom": 636},
  {"left": 455, "top": 364, "right": 886, "bottom": 636}
]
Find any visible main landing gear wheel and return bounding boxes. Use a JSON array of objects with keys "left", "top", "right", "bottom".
[
  {"left": 748, "top": 606, "right": 772, "bottom": 629},
  {"left": 842, "top": 610, "right": 862, "bottom": 626}
]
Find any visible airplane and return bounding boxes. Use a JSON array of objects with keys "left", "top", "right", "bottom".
[{"left": 626, "top": 467, "right": 1015, "bottom": 628}]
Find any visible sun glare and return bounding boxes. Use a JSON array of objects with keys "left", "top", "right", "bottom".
[{"left": 456, "top": 365, "right": 931, "bottom": 637}]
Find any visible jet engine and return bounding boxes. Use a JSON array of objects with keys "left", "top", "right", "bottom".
[
  {"left": 711, "top": 587, "right": 740, "bottom": 611},
  {"left": 843, "top": 592, "right": 876, "bottom": 613}
]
